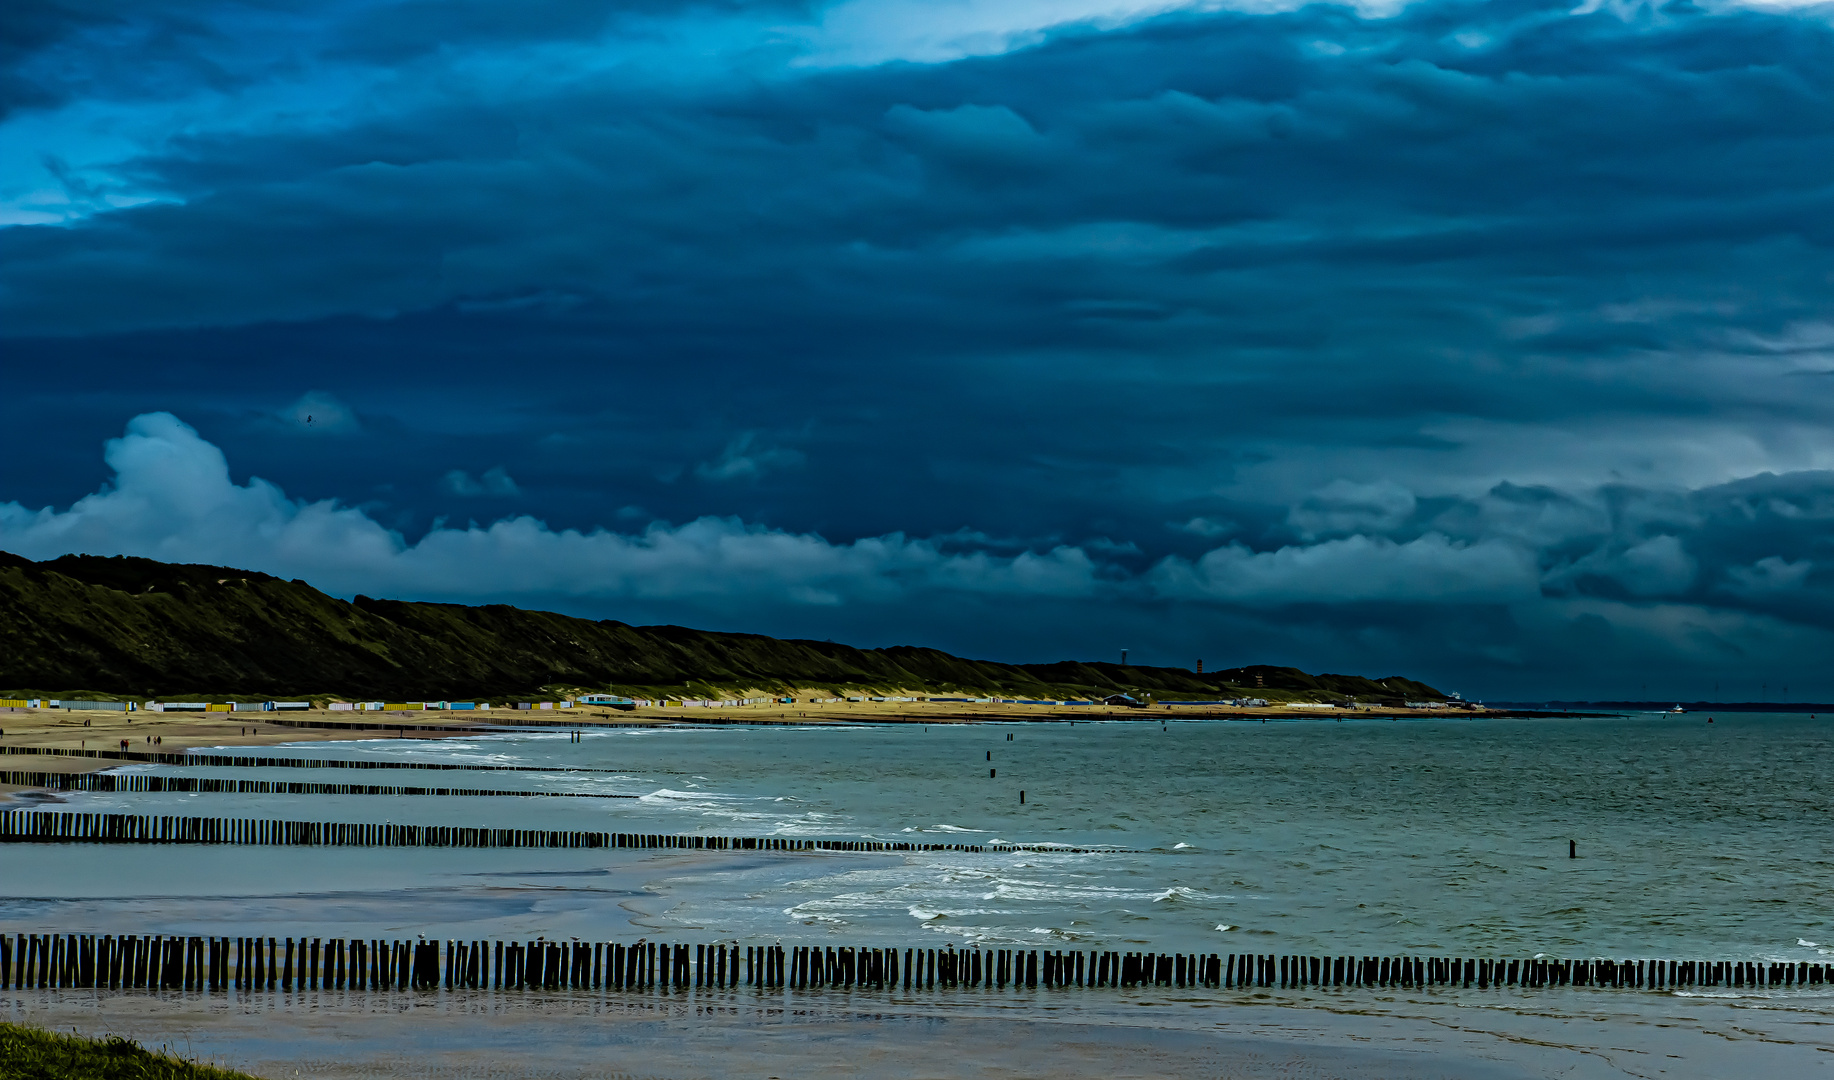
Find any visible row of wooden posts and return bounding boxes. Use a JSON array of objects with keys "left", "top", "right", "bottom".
[
  {"left": 0, "top": 770, "right": 632, "bottom": 800},
  {"left": 4, "top": 933, "right": 1829, "bottom": 995},
  {"left": 0, "top": 810, "right": 1121, "bottom": 855},
  {"left": 0, "top": 745, "right": 609, "bottom": 774}
]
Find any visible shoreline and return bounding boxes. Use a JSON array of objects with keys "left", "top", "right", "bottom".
[
  {"left": 0, "top": 712, "right": 517, "bottom": 796},
  {"left": 0, "top": 701, "right": 1619, "bottom": 794}
]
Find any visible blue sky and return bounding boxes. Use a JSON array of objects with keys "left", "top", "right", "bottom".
[{"left": 6, "top": 0, "right": 1834, "bottom": 699}]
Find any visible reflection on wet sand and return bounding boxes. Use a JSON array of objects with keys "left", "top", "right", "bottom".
[{"left": 9, "top": 983, "right": 1832, "bottom": 1079}]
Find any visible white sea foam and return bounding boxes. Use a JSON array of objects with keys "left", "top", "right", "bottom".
[
  {"left": 1152, "top": 886, "right": 1203, "bottom": 903},
  {"left": 780, "top": 903, "right": 849, "bottom": 925},
  {"left": 639, "top": 788, "right": 747, "bottom": 802}
]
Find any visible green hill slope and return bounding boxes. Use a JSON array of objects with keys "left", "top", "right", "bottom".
[{"left": 0, "top": 552, "right": 1445, "bottom": 703}]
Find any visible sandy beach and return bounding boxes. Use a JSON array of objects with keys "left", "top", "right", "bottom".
[
  {"left": 0, "top": 696, "right": 1480, "bottom": 757},
  {"left": 8, "top": 980, "right": 1828, "bottom": 1080},
  {"left": 0, "top": 698, "right": 1469, "bottom": 799},
  {"left": 0, "top": 709, "right": 523, "bottom": 798}
]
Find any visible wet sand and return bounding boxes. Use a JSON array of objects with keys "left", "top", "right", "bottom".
[
  {"left": 0, "top": 702, "right": 1200, "bottom": 797},
  {"left": 0, "top": 717, "right": 406, "bottom": 800},
  {"left": 0, "top": 844, "right": 758, "bottom": 940},
  {"left": 0, "top": 709, "right": 590, "bottom": 795},
  {"left": 8, "top": 983, "right": 1829, "bottom": 1079},
  {"left": 0, "top": 991, "right": 1545, "bottom": 1080}
]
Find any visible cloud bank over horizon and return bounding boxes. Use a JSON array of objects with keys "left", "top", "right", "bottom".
[
  {"left": 6, "top": 0, "right": 1834, "bottom": 698},
  {"left": 6, "top": 414, "right": 1834, "bottom": 700}
]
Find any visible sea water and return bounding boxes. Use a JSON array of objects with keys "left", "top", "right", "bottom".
[
  {"left": 8, "top": 711, "right": 1834, "bottom": 1076},
  {"left": 11, "top": 711, "right": 1834, "bottom": 962}
]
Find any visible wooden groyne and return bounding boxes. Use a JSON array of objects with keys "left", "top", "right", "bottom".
[
  {"left": 0, "top": 810, "right": 1121, "bottom": 855},
  {"left": 2, "top": 932, "right": 1827, "bottom": 995},
  {"left": 0, "top": 771, "right": 636, "bottom": 800},
  {"left": 0, "top": 745, "right": 622, "bottom": 774}
]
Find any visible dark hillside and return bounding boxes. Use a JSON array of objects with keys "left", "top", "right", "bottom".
[{"left": 0, "top": 553, "right": 1445, "bottom": 702}]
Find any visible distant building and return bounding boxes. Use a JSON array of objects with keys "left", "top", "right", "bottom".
[{"left": 1102, "top": 693, "right": 1146, "bottom": 708}]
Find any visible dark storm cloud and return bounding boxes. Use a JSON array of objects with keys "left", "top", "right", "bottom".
[
  {"left": 4, "top": 0, "right": 1834, "bottom": 698},
  {"left": 12, "top": 2, "right": 1833, "bottom": 335}
]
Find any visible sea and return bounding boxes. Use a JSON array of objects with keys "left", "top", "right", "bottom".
[{"left": 5, "top": 710, "right": 1833, "bottom": 1078}]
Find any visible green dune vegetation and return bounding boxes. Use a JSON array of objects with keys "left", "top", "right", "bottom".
[
  {"left": 0, "top": 552, "right": 1445, "bottom": 705},
  {"left": 0, "top": 1023, "right": 259, "bottom": 1080}
]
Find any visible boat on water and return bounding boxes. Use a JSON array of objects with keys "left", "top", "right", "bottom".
[{"left": 1666, "top": 704, "right": 1686, "bottom": 714}]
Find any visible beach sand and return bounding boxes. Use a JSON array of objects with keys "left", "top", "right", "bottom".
[
  {"left": 8, "top": 983, "right": 1828, "bottom": 1079},
  {"left": 0, "top": 694, "right": 1478, "bottom": 767},
  {"left": 0, "top": 699, "right": 1195, "bottom": 799},
  {"left": 0, "top": 709, "right": 519, "bottom": 797}
]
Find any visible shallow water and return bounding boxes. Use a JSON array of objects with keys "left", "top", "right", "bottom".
[{"left": 24, "top": 712, "right": 1834, "bottom": 961}]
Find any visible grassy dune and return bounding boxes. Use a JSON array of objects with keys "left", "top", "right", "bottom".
[
  {"left": 0, "top": 1023, "right": 259, "bottom": 1080},
  {"left": 0, "top": 552, "right": 1444, "bottom": 704}
]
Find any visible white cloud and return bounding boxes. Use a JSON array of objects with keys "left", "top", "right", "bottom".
[
  {"left": 694, "top": 433, "right": 806, "bottom": 482},
  {"left": 2, "top": 414, "right": 1822, "bottom": 637},
  {"left": 1545, "top": 532, "right": 1698, "bottom": 598},
  {"left": 1288, "top": 479, "right": 1418, "bottom": 540},
  {"left": 1171, "top": 516, "right": 1235, "bottom": 538},
  {"left": 1149, "top": 532, "right": 1539, "bottom": 604},
  {"left": 0, "top": 413, "right": 1097, "bottom": 606},
  {"left": 1609, "top": 535, "right": 1697, "bottom": 597},
  {"left": 441, "top": 466, "right": 520, "bottom": 497},
  {"left": 793, "top": 0, "right": 1417, "bottom": 69},
  {"left": 1723, "top": 555, "right": 1812, "bottom": 597}
]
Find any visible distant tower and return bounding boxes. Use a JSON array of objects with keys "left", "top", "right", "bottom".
[
  {"left": 1121, "top": 649, "right": 1129, "bottom": 666},
  {"left": 1196, "top": 659, "right": 1203, "bottom": 674}
]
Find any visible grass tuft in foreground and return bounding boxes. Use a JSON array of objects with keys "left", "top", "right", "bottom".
[{"left": 0, "top": 1023, "right": 261, "bottom": 1080}]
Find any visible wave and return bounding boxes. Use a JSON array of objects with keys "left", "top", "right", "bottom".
[
  {"left": 779, "top": 903, "right": 849, "bottom": 925},
  {"left": 987, "top": 880, "right": 1194, "bottom": 904},
  {"left": 1151, "top": 886, "right": 1204, "bottom": 903},
  {"left": 639, "top": 788, "right": 749, "bottom": 802}
]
